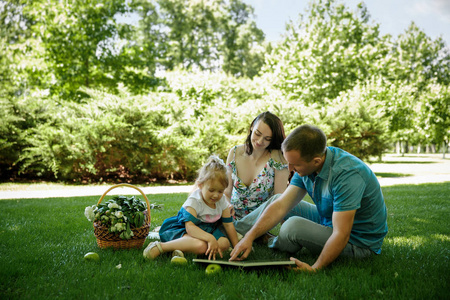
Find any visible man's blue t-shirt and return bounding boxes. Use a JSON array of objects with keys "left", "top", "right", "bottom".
[{"left": 290, "top": 147, "right": 388, "bottom": 254}]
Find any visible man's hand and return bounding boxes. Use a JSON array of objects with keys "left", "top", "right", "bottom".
[
  {"left": 289, "top": 257, "right": 317, "bottom": 272},
  {"left": 229, "top": 236, "right": 253, "bottom": 261}
]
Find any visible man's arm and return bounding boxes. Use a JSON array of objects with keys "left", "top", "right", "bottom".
[
  {"left": 229, "top": 185, "right": 307, "bottom": 261},
  {"left": 312, "top": 209, "right": 355, "bottom": 269},
  {"left": 292, "top": 209, "right": 356, "bottom": 271}
]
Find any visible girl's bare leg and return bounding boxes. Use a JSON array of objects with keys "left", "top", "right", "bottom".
[
  {"left": 218, "top": 237, "right": 231, "bottom": 253},
  {"left": 161, "top": 235, "right": 208, "bottom": 254},
  {"left": 147, "top": 235, "right": 208, "bottom": 258}
]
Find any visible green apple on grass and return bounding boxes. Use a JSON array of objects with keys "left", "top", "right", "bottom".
[
  {"left": 171, "top": 256, "right": 188, "bottom": 265},
  {"left": 205, "top": 263, "right": 222, "bottom": 275},
  {"left": 172, "top": 250, "right": 184, "bottom": 258},
  {"left": 84, "top": 252, "right": 100, "bottom": 261}
]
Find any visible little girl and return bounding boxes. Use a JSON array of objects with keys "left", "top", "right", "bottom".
[{"left": 143, "top": 155, "right": 239, "bottom": 260}]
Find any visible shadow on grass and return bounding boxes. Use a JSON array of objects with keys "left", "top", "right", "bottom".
[{"left": 375, "top": 172, "right": 413, "bottom": 178}]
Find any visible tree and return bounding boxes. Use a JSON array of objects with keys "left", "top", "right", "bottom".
[
  {"left": 389, "top": 22, "right": 449, "bottom": 89},
  {"left": 23, "top": 0, "right": 135, "bottom": 99},
  {"left": 0, "top": 1, "right": 20, "bottom": 98},
  {"left": 384, "top": 23, "right": 450, "bottom": 152},
  {"left": 1, "top": 1, "right": 50, "bottom": 178},
  {"left": 121, "top": 0, "right": 161, "bottom": 93},
  {"left": 219, "top": 0, "right": 265, "bottom": 78},
  {"left": 417, "top": 83, "right": 450, "bottom": 158},
  {"left": 133, "top": 0, "right": 265, "bottom": 77},
  {"left": 264, "top": 0, "right": 389, "bottom": 105},
  {"left": 0, "top": 0, "right": 41, "bottom": 99},
  {"left": 166, "top": 0, "right": 222, "bottom": 70}
]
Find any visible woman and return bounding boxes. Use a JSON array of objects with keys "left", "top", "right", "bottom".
[{"left": 224, "top": 111, "right": 289, "bottom": 234}]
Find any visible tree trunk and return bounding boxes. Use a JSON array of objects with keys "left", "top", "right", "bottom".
[
  {"left": 443, "top": 141, "right": 448, "bottom": 159},
  {"left": 396, "top": 141, "right": 401, "bottom": 154}
]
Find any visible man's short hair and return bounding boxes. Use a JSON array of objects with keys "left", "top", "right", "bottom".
[{"left": 282, "top": 125, "right": 327, "bottom": 162}]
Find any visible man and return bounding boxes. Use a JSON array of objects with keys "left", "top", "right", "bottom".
[{"left": 230, "top": 124, "right": 388, "bottom": 271}]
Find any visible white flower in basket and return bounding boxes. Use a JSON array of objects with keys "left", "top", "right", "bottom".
[
  {"left": 85, "top": 195, "right": 147, "bottom": 240},
  {"left": 84, "top": 205, "right": 96, "bottom": 222}
]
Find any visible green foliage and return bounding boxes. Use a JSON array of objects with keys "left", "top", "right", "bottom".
[
  {"left": 389, "top": 22, "right": 449, "bottom": 88},
  {"left": 0, "top": 91, "right": 57, "bottom": 179},
  {"left": 417, "top": 82, "right": 450, "bottom": 148},
  {"left": 0, "top": 1, "right": 47, "bottom": 99},
  {"left": 3, "top": 0, "right": 160, "bottom": 99},
  {"left": 264, "top": 0, "right": 389, "bottom": 105},
  {"left": 25, "top": 0, "right": 129, "bottom": 99},
  {"left": 133, "top": 0, "right": 265, "bottom": 78},
  {"left": 262, "top": 0, "right": 449, "bottom": 154},
  {"left": 0, "top": 69, "right": 419, "bottom": 180},
  {"left": 16, "top": 89, "right": 168, "bottom": 180},
  {"left": 317, "top": 81, "right": 390, "bottom": 160},
  {"left": 2, "top": 0, "right": 449, "bottom": 181},
  {"left": 10, "top": 74, "right": 261, "bottom": 181},
  {"left": 220, "top": 0, "right": 266, "bottom": 78},
  {"left": 0, "top": 98, "right": 23, "bottom": 176}
]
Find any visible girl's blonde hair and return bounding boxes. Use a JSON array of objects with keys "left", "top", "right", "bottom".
[{"left": 195, "top": 155, "right": 229, "bottom": 189}]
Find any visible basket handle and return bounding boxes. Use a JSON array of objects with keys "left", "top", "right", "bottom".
[{"left": 97, "top": 183, "right": 151, "bottom": 223}]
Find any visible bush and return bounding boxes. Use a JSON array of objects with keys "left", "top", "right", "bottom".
[
  {"left": 3, "top": 71, "right": 394, "bottom": 182},
  {"left": 17, "top": 89, "right": 197, "bottom": 182},
  {"left": 318, "top": 81, "right": 391, "bottom": 161},
  {"left": 0, "top": 92, "right": 58, "bottom": 180}
]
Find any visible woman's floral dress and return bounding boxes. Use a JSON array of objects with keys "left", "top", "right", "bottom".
[{"left": 228, "top": 146, "right": 288, "bottom": 219}]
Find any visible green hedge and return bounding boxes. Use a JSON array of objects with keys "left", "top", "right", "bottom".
[{"left": 1, "top": 71, "right": 391, "bottom": 182}]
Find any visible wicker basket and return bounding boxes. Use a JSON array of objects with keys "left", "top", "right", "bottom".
[{"left": 93, "top": 183, "right": 151, "bottom": 249}]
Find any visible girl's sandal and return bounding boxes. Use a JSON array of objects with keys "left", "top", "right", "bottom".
[{"left": 143, "top": 241, "right": 163, "bottom": 260}]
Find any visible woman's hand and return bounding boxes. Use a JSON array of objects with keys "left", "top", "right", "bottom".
[{"left": 206, "top": 238, "right": 222, "bottom": 260}]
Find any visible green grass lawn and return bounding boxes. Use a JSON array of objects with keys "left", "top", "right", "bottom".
[
  {"left": 1, "top": 183, "right": 449, "bottom": 299},
  {"left": 374, "top": 172, "right": 413, "bottom": 178}
]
